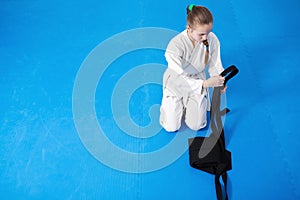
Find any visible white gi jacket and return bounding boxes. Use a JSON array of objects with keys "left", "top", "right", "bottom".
[{"left": 163, "top": 30, "right": 224, "bottom": 107}]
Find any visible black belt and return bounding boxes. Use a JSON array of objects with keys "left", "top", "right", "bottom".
[{"left": 188, "top": 65, "right": 239, "bottom": 200}]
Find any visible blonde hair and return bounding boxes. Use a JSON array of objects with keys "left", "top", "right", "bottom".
[{"left": 186, "top": 5, "right": 213, "bottom": 28}]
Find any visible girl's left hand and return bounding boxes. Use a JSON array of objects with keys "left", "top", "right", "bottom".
[{"left": 221, "top": 86, "right": 227, "bottom": 94}]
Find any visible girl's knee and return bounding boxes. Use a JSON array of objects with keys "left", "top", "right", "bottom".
[
  {"left": 185, "top": 119, "right": 207, "bottom": 131},
  {"left": 160, "top": 119, "right": 181, "bottom": 132}
]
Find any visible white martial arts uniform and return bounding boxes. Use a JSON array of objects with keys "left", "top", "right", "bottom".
[{"left": 160, "top": 30, "right": 224, "bottom": 132}]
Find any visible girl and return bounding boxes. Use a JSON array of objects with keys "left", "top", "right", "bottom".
[{"left": 160, "top": 4, "right": 225, "bottom": 132}]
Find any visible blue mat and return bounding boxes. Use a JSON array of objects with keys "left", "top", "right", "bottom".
[{"left": 1, "top": 0, "right": 300, "bottom": 199}]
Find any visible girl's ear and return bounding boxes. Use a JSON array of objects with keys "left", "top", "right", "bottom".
[{"left": 186, "top": 24, "right": 191, "bottom": 31}]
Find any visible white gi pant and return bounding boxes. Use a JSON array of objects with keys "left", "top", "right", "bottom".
[{"left": 159, "top": 69, "right": 209, "bottom": 132}]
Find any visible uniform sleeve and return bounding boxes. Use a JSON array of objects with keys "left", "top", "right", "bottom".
[
  {"left": 207, "top": 33, "right": 224, "bottom": 76},
  {"left": 164, "top": 40, "right": 185, "bottom": 75}
]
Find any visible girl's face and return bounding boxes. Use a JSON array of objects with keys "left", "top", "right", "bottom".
[{"left": 187, "top": 23, "right": 213, "bottom": 43}]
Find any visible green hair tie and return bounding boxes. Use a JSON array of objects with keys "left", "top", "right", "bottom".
[{"left": 188, "top": 4, "right": 195, "bottom": 11}]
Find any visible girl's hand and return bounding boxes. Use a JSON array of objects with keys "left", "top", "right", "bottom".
[
  {"left": 202, "top": 76, "right": 225, "bottom": 88},
  {"left": 221, "top": 86, "right": 227, "bottom": 94}
]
